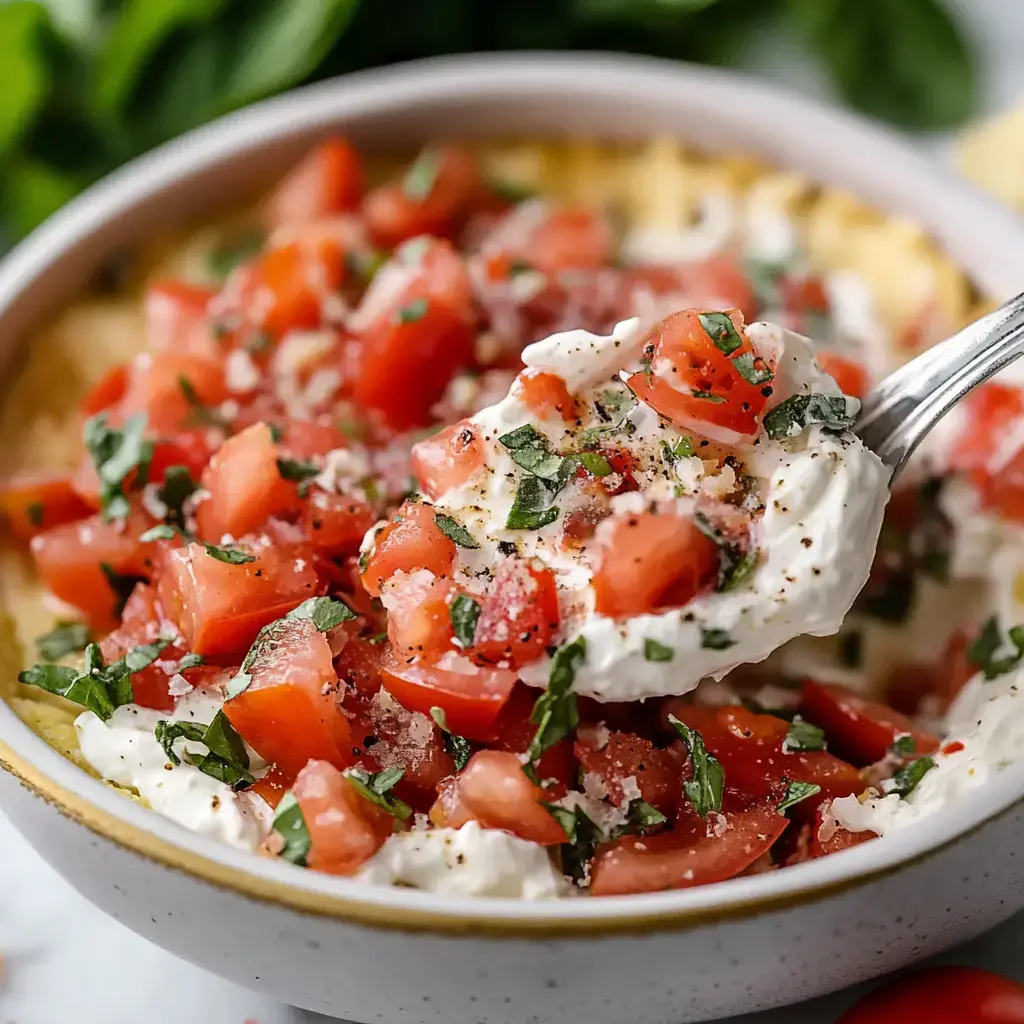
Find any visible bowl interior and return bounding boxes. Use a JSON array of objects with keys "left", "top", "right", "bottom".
[{"left": 2, "top": 52, "right": 1024, "bottom": 928}]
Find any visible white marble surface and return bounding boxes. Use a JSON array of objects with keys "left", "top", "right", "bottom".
[{"left": 4, "top": 1, "right": 1024, "bottom": 1021}]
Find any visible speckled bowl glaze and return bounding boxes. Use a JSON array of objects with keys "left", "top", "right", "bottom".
[{"left": 2, "top": 54, "right": 1024, "bottom": 1024}]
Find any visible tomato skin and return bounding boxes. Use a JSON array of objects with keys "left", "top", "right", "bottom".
[
  {"left": 274, "top": 418, "right": 348, "bottom": 461},
  {"left": 302, "top": 490, "right": 376, "bottom": 558},
  {"left": 838, "top": 967, "right": 1024, "bottom": 1024},
  {"left": 512, "top": 369, "right": 578, "bottom": 422},
  {"left": 224, "top": 617, "right": 353, "bottom": 777},
  {"left": 30, "top": 512, "right": 155, "bottom": 629},
  {"left": 381, "top": 570, "right": 457, "bottom": 663},
  {"left": 575, "top": 731, "right": 681, "bottom": 817},
  {"left": 627, "top": 308, "right": 773, "bottom": 439},
  {"left": 470, "top": 558, "right": 560, "bottom": 669},
  {"left": 266, "top": 139, "right": 364, "bottom": 227},
  {"left": 80, "top": 364, "right": 129, "bottom": 417},
  {"left": 196, "top": 422, "right": 300, "bottom": 542},
  {"left": 292, "top": 759, "right": 394, "bottom": 875},
  {"left": 158, "top": 541, "right": 320, "bottom": 658},
  {"left": 454, "top": 750, "right": 568, "bottom": 845},
  {"left": 411, "top": 419, "right": 484, "bottom": 501},
  {"left": 361, "top": 501, "right": 457, "bottom": 598},
  {"left": 589, "top": 803, "right": 789, "bottom": 896},
  {"left": 118, "top": 351, "right": 228, "bottom": 434},
  {"left": 681, "top": 255, "right": 758, "bottom": 324},
  {"left": 0, "top": 473, "right": 91, "bottom": 542},
  {"left": 592, "top": 507, "right": 719, "bottom": 618},
  {"left": 801, "top": 679, "right": 940, "bottom": 766},
  {"left": 144, "top": 280, "right": 217, "bottom": 356},
  {"left": 816, "top": 351, "right": 868, "bottom": 398}
]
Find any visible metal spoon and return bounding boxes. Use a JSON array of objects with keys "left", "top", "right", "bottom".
[{"left": 855, "top": 292, "right": 1024, "bottom": 480}]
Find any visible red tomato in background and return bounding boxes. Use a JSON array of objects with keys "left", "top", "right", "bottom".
[
  {"left": 411, "top": 418, "right": 485, "bottom": 501},
  {"left": 118, "top": 351, "right": 228, "bottom": 434},
  {"left": 144, "top": 280, "right": 217, "bottom": 356},
  {"left": 360, "top": 501, "right": 457, "bottom": 598},
  {"left": 302, "top": 491, "right": 376, "bottom": 558},
  {"left": 265, "top": 138, "right": 364, "bottom": 228},
  {"left": 838, "top": 967, "right": 1024, "bottom": 1024},
  {"left": 80, "top": 364, "right": 129, "bottom": 417},
  {"left": 0, "top": 473, "right": 91, "bottom": 542},
  {"left": 575, "top": 731, "right": 681, "bottom": 817},
  {"left": 382, "top": 569, "right": 458, "bottom": 662}
]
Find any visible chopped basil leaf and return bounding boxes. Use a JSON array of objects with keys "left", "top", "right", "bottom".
[
  {"left": 35, "top": 622, "right": 92, "bottom": 661},
  {"left": 578, "top": 452, "right": 612, "bottom": 477},
  {"left": 699, "top": 627, "right": 735, "bottom": 650},
  {"left": 721, "top": 548, "right": 760, "bottom": 591},
  {"left": 967, "top": 616, "right": 1002, "bottom": 668},
  {"left": 182, "top": 750, "right": 254, "bottom": 789},
  {"left": 668, "top": 715, "right": 724, "bottom": 818},
  {"left": 485, "top": 175, "right": 536, "bottom": 205},
  {"left": 177, "top": 652, "right": 204, "bottom": 671},
  {"left": 777, "top": 780, "right": 822, "bottom": 813},
  {"left": 508, "top": 258, "right": 533, "bottom": 276},
  {"left": 286, "top": 595, "right": 357, "bottom": 631},
  {"left": 158, "top": 465, "right": 198, "bottom": 532},
  {"left": 745, "top": 259, "right": 784, "bottom": 308},
  {"left": 100, "top": 562, "right": 146, "bottom": 617},
  {"left": 523, "top": 638, "right": 586, "bottom": 780},
  {"left": 449, "top": 594, "right": 481, "bottom": 649},
  {"left": 83, "top": 412, "right": 153, "bottom": 521},
  {"left": 345, "top": 766, "right": 412, "bottom": 821},
  {"left": 506, "top": 475, "right": 560, "bottom": 531},
  {"left": 179, "top": 376, "right": 231, "bottom": 431},
  {"left": 626, "top": 799, "right": 667, "bottom": 830},
  {"left": 139, "top": 524, "right": 178, "bottom": 542},
  {"left": 154, "top": 719, "right": 206, "bottom": 764},
  {"left": 124, "top": 641, "right": 169, "bottom": 673},
  {"left": 397, "top": 298, "right": 428, "bottom": 324},
  {"left": 542, "top": 802, "right": 579, "bottom": 841},
  {"left": 763, "top": 393, "right": 854, "bottom": 440},
  {"left": 783, "top": 717, "right": 826, "bottom": 753},
  {"left": 690, "top": 389, "right": 726, "bottom": 403},
  {"left": 433, "top": 512, "right": 480, "bottom": 549},
  {"left": 886, "top": 756, "right": 936, "bottom": 799},
  {"left": 203, "top": 543, "right": 257, "bottom": 565},
  {"left": 698, "top": 311, "right": 743, "bottom": 355},
  {"left": 346, "top": 249, "right": 388, "bottom": 285},
  {"left": 642, "top": 638, "right": 674, "bottom": 662},
  {"left": 499, "top": 424, "right": 566, "bottom": 482},
  {"left": 544, "top": 803, "right": 603, "bottom": 885},
  {"left": 660, "top": 436, "right": 694, "bottom": 463},
  {"left": 733, "top": 352, "right": 774, "bottom": 385},
  {"left": 694, "top": 511, "right": 760, "bottom": 592},
  {"left": 965, "top": 616, "right": 1024, "bottom": 679},
  {"left": 430, "top": 706, "right": 472, "bottom": 772},
  {"left": 891, "top": 733, "right": 916, "bottom": 757},
  {"left": 205, "top": 229, "right": 265, "bottom": 281},
  {"left": 26, "top": 501, "right": 44, "bottom": 527},
  {"left": 402, "top": 149, "right": 442, "bottom": 201},
  {"left": 276, "top": 457, "right": 320, "bottom": 497},
  {"left": 271, "top": 791, "right": 311, "bottom": 866}
]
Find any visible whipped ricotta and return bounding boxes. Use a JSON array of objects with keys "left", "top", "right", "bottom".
[{"left": 357, "top": 822, "right": 569, "bottom": 898}]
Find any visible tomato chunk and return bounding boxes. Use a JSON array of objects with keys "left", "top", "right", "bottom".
[
  {"left": 470, "top": 558, "right": 560, "bottom": 668},
  {"left": 118, "top": 351, "right": 228, "bottom": 435},
  {"left": 158, "top": 541, "right": 320, "bottom": 658},
  {"left": 592, "top": 507, "right": 719, "bottom": 618},
  {"left": 411, "top": 419, "right": 484, "bottom": 501},
  {"left": 266, "top": 139, "right": 364, "bottom": 227},
  {"left": 800, "top": 679, "right": 940, "bottom": 766},
  {"left": 815, "top": 351, "right": 868, "bottom": 399},
  {"left": 627, "top": 308, "right": 774, "bottom": 439},
  {"left": 512, "top": 369, "right": 578, "bottom": 422},
  {"left": 681, "top": 256, "right": 759, "bottom": 324},
  {"left": 483, "top": 204, "right": 613, "bottom": 277},
  {"left": 224, "top": 617, "right": 353, "bottom": 776},
  {"left": 30, "top": 512, "right": 155, "bottom": 628},
  {"left": 196, "top": 422, "right": 299, "bottom": 542},
  {"left": 490, "top": 683, "right": 576, "bottom": 787},
  {"left": 292, "top": 760, "right": 394, "bottom": 875},
  {"left": 0, "top": 473, "right": 91, "bottom": 542},
  {"left": 575, "top": 731, "right": 681, "bottom": 817},
  {"left": 80, "top": 364, "right": 129, "bottom": 417},
  {"left": 144, "top": 280, "right": 217, "bottom": 356},
  {"left": 360, "top": 501, "right": 457, "bottom": 598},
  {"left": 589, "top": 803, "right": 788, "bottom": 896},
  {"left": 381, "top": 570, "right": 457, "bottom": 663},
  {"left": 302, "top": 490, "right": 376, "bottom": 558}
]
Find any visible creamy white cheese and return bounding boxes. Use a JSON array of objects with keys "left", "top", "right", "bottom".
[
  {"left": 832, "top": 664, "right": 1024, "bottom": 836},
  {"left": 419, "top": 318, "right": 890, "bottom": 701},
  {"left": 356, "top": 822, "right": 570, "bottom": 898},
  {"left": 75, "top": 690, "right": 271, "bottom": 851}
]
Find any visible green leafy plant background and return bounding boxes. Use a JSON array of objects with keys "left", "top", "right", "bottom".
[{"left": 0, "top": 0, "right": 976, "bottom": 242}]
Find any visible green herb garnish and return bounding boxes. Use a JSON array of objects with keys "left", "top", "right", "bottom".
[
  {"left": 179, "top": 376, "right": 231, "bottom": 430},
  {"left": 499, "top": 424, "right": 567, "bottom": 482},
  {"left": 433, "top": 512, "right": 480, "bottom": 549},
  {"left": 430, "top": 706, "right": 472, "bottom": 772},
  {"left": 345, "top": 766, "right": 411, "bottom": 821},
  {"left": 83, "top": 412, "right": 153, "bottom": 521},
  {"left": 271, "top": 791, "right": 312, "bottom": 867},
  {"left": 523, "top": 638, "right": 586, "bottom": 780},
  {"left": 733, "top": 352, "right": 775, "bottom": 385},
  {"left": 698, "top": 311, "right": 743, "bottom": 355},
  {"left": 668, "top": 715, "right": 724, "bottom": 818},
  {"left": 783, "top": 717, "right": 826, "bottom": 753},
  {"left": 777, "top": 780, "right": 822, "bottom": 813},
  {"left": 763, "top": 393, "right": 854, "bottom": 439},
  {"left": 449, "top": 594, "right": 481, "bottom": 649},
  {"left": 35, "top": 622, "right": 92, "bottom": 662},
  {"left": 642, "top": 638, "right": 674, "bottom": 662},
  {"left": 276, "top": 457, "right": 320, "bottom": 497},
  {"left": 402, "top": 149, "right": 442, "bottom": 201},
  {"left": 286, "top": 596, "right": 357, "bottom": 631},
  {"left": 397, "top": 298, "right": 428, "bottom": 324},
  {"left": 966, "top": 616, "right": 1024, "bottom": 679},
  {"left": 205, "top": 229, "right": 265, "bottom": 281},
  {"left": 886, "top": 756, "right": 937, "bottom": 798},
  {"left": 158, "top": 465, "right": 198, "bottom": 532},
  {"left": 699, "top": 627, "right": 735, "bottom": 650},
  {"left": 100, "top": 562, "right": 147, "bottom": 617},
  {"left": 891, "top": 733, "right": 917, "bottom": 757},
  {"left": 203, "top": 543, "right": 257, "bottom": 565},
  {"left": 506, "top": 475, "right": 560, "bottom": 531}
]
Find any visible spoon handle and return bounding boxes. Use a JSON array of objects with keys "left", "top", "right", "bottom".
[{"left": 855, "top": 292, "right": 1024, "bottom": 478}]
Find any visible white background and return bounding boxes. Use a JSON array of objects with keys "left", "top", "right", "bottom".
[{"left": 2, "top": 1, "right": 1023, "bottom": 1021}]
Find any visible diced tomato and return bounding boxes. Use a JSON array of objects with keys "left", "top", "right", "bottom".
[
  {"left": 223, "top": 617, "right": 352, "bottom": 776},
  {"left": 375, "top": 646, "right": 517, "bottom": 741},
  {"left": 470, "top": 558, "right": 559, "bottom": 668},
  {"left": 577, "top": 448, "right": 639, "bottom": 497},
  {"left": 575, "top": 731, "right": 681, "bottom": 817},
  {"left": 592, "top": 506, "right": 719, "bottom": 618},
  {"left": 292, "top": 760, "right": 394, "bottom": 875},
  {"left": 627, "top": 308, "right": 774, "bottom": 439},
  {"left": 266, "top": 139, "right": 364, "bottom": 228},
  {"left": 360, "top": 501, "right": 457, "bottom": 598},
  {"left": 118, "top": 351, "right": 228, "bottom": 435},
  {"left": 681, "top": 255, "right": 758, "bottom": 324},
  {"left": 381, "top": 570, "right": 457, "bottom": 662},
  {"left": 560, "top": 503, "right": 612, "bottom": 550},
  {"left": 411, "top": 419, "right": 484, "bottom": 501},
  {"left": 302, "top": 490, "right": 375, "bottom": 558},
  {"left": 80, "top": 364, "right": 129, "bottom": 417},
  {"left": 30, "top": 512, "right": 156, "bottom": 628},
  {"left": 810, "top": 811, "right": 875, "bottom": 859},
  {"left": 158, "top": 540, "right": 320, "bottom": 658},
  {"left": 589, "top": 803, "right": 789, "bottom": 896},
  {"left": 351, "top": 238, "right": 475, "bottom": 430},
  {"left": 452, "top": 750, "right": 568, "bottom": 845},
  {"left": 0, "top": 473, "right": 91, "bottom": 542},
  {"left": 512, "top": 369, "right": 578, "bottom": 422},
  {"left": 249, "top": 769, "right": 289, "bottom": 810},
  {"left": 816, "top": 351, "right": 868, "bottom": 398},
  {"left": 144, "top": 280, "right": 217, "bottom": 356},
  {"left": 274, "top": 419, "right": 348, "bottom": 461},
  {"left": 196, "top": 423, "right": 300, "bottom": 542},
  {"left": 362, "top": 147, "right": 482, "bottom": 248},
  {"left": 800, "top": 679, "right": 940, "bottom": 766},
  {"left": 490, "top": 683, "right": 576, "bottom": 787}
]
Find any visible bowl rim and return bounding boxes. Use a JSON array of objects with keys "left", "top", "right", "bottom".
[{"left": 2, "top": 51, "right": 1023, "bottom": 936}]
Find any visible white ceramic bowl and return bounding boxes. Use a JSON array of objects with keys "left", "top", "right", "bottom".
[{"left": 2, "top": 54, "right": 1024, "bottom": 1024}]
